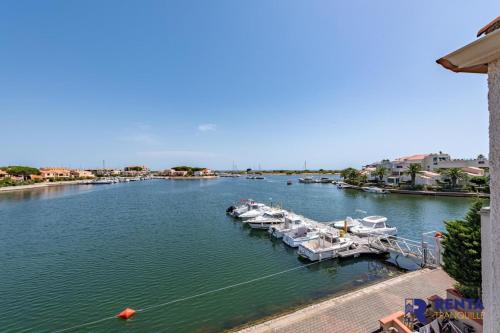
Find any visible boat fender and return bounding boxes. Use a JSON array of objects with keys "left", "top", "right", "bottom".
[{"left": 117, "top": 308, "right": 136, "bottom": 320}]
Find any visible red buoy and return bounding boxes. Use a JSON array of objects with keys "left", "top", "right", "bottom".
[{"left": 117, "top": 308, "right": 136, "bottom": 319}]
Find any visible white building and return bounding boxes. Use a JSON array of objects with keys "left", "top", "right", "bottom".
[
  {"left": 437, "top": 16, "right": 500, "bottom": 332},
  {"left": 366, "top": 152, "right": 488, "bottom": 186}
]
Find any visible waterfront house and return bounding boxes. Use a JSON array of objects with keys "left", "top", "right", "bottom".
[
  {"left": 172, "top": 170, "right": 188, "bottom": 177},
  {"left": 123, "top": 165, "right": 150, "bottom": 177},
  {"left": 193, "top": 168, "right": 213, "bottom": 177},
  {"left": 163, "top": 169, "right": 189, "bottom": 177},
  {"left": 437, "top": 15, "right": 500, "bottom": 332},
  {"left": 40, "top": 167, "right": 72, "bottom": 180},
  {"left": 0, "top": 170, "right": 8, "bottom": 179},
  {"left": 367, "top": 152, "right": 488, "bottom": 186},
  {"left": 86, "top": 168, "right": 121, "bottom": 177},
  {"left": 415, "top": 171, "right": 442, "bottom": 186},
  {"left": 70, "top": 170, "right": 95, "bottom": 179}
]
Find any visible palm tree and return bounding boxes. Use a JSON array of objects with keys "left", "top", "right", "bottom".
[
  {"left": 441, "top": 168, "right": 467, "bottom": 189},
  {"left": 340, "top": 167, "right": 360, "bottom": 184},
  {"left": 406, "top": 163, "right": 422, "bottom": 188},
  {"left": 375, "top": 166, "right": 388, "bottom": 182}
]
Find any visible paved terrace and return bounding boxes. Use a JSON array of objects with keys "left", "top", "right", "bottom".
[{"left": 235, "top": 268, "right": 454, "bottom": 333}]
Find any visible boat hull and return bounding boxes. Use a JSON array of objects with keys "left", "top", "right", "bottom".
[
  {"left": 247, "top": 221, "right": 283, "bottom": 229},
  {"left": 282, "top": 234, "right": 319, "bottom": 247}
]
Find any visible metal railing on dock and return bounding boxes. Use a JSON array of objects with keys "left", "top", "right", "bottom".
[{"left": 366, "top": 232, "right": 442, "bottom": 267}]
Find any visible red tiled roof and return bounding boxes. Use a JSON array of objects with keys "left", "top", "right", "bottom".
[{"left": 477, "top": 16, "right": 500, "bottom": 37}]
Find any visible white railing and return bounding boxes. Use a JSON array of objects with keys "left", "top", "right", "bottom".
[{"left": 366, "top": 233, "right": 441, "bottom": 267}]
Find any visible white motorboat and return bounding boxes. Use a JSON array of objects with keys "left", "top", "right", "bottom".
[
  {"left": 226, "top": 199, "right": 257, "bottom": 217},
  {"left": 298, "top": 177, "right": 316, "bottom": 184},
  {"left": 238, "top": 203, "right": 269, "bottom": 220},
  {"left": 282, "top": 226, "right": 320, "bottom": 247},
  {"left": 246, "top": 211, "right": 285, "bottom": 229},
  {"left": 91, "top": 178, "right": 114, "bottom": 184},
  {"left": 361, "top": 187, "right": 389, "bottom": 194},
  {"left": 337, "top": 182, "right": 354, "bottom": 189},
  {"left": 350, "top": 216, "right": 397, "bottom": 236},
  {"left": 332, "top": 216, "right": 362, "bottom": 231},
  {"left": 268, "top": 213, "right": 308, "bottom": 238},
  {"left": 298, "top": 230, "right": 354, "bottom": 261}
]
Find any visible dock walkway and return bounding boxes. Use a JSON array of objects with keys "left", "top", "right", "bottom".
[{"left": 233, "top": 268, "right": 454, "bottom": 333}]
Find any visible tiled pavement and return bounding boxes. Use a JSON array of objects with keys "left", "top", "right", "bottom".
[{"left": 236, "top": 268, "right": 454, "bottom": 333}]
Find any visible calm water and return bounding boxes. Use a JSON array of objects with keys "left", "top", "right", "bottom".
[{"left": 0, "top": 176, "right": 472, "bottom": 332}]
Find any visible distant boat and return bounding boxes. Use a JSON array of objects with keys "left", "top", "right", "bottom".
[
  {"left": 287, "top": 180, "right": 293, "bottom": 185},
  {"left": 91, "top": 178, "right": 114, "bottom": 185},
  {"left": 298, "top": 177, "right": 316, "bottom": 184},
  {"left": 361, "top": 187, "right": 389, "bottom": 194},
  {"left": 337, "top": 182, "right": 354, "bottom": 189}
]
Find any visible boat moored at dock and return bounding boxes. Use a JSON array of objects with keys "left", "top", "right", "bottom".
[
  {"left": 282, "top": 226, "right": 321, "bottom": 247},
  {"left": 332, "top": 216, "right": 361, "bottom": 231},
  {"left": 361, "top": 187, "right": 389, "bottom": 194},
  {"left": 269, "top": 213, "right": 308, "bottom": 238},
  {"left": 298, "top": 229, "right": 354, "bottom": 261},
  {"left": 336, "top": 181, "right": 355, "bottom": 189},
  {"left": 237, "top": 203, "right": 269, "bottom": 220},
  {"left": 350, "top": 216, "right": 397, "bottom": 236},
  {"left": 245, "top": 211, "right": 285, "bottom": 229}
]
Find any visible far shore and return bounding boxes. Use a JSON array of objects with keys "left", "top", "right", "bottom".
[
  {"left": 165, "top": 176, "right": 219, "bottom": 180},
  {"left": 339, "top": 184, "right": 490, "bottom": 198},
  {"left": 0, "top": 180, "right": 93, "bottom": 193}
]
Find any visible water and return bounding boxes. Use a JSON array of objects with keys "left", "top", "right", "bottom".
[{"left": 0, "top": 176, "right": 472, "bottom": 332}]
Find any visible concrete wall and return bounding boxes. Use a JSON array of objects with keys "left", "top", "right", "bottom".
[{"left": 483, "top": 58, "right": 500, "bottom": 333}]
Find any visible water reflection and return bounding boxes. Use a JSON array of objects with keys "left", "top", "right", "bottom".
[{"left": 0, "top": 184, "right": 95, "bottom": 203}]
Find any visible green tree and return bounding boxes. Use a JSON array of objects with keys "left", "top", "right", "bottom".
[
  {"left": 2, "top": 166, "right": 40, "bottom": 181},
  {"left": 375, "top": 166, "right": 388, "bottom": 182},
  {"left": 442, "top": 200, "right": 484, "bottom": 298},
  {"left": 441, "top": 168, "right": 467, "bottom": 189},
  {"left": 406, "top": 163, "right": 422, "bottom": 188},
  {"left": 340, "top": 168, "right": 360, "bottom": 184}
]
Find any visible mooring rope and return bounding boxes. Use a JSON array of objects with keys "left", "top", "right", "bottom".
[{"left": 53, "top": 260, "right": 321, "bottom": 333}]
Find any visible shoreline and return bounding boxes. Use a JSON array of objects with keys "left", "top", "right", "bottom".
[
  {"left": 339, "top": 184, "right": 489, "bottom": 198},
  {"left": 166, "top": 176, "right": 219, "bottom": 180},
  {"left": 387, "top": 188, "right": 490, "bottom": 198},
  {"left": 0, "top": 180, "right": 92, "bottom": 193}
]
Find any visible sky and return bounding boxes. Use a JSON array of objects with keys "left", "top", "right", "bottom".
[{"left": 1, "top": 1, "right": 498, "bottom": 170}]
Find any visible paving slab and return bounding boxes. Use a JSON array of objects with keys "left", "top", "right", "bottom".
[{"left": 234, "top": 268, "right": 454, "bottom": 333}]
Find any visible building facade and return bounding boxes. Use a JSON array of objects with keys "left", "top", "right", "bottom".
[
  {"left": 40, "top": 168, "right": 72, "bottom": 180},
  {"left": 365, "top": 152, "right": 488, "bottom": 186},
  {"left": 70, "top": 170, "right": 96, "bottom": 178}
]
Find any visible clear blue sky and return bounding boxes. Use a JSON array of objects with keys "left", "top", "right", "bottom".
[{"left": 1, "top": 1, "right": 497, "bottom": 170}]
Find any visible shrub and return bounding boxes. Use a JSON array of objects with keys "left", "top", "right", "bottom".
[{"left": 442, "top": 200, "right": 484, "bottom": 299}]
